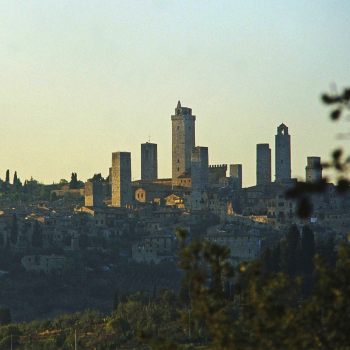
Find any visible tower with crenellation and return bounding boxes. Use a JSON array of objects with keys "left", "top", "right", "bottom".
[{"left": 171, "top": 101, "right": 196, "bottom": 187}]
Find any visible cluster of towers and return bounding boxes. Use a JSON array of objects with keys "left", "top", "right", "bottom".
[{"left": 106, "top": 101, "right": 322, "bottom": 208}]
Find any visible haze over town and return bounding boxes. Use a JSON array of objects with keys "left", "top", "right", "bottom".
[{"left": 1, "top": 0, "right": 350, "bottom": 186}]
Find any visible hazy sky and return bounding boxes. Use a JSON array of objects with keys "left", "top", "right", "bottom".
[{"left": 1, "top": 0, "right": 349, "bottom": 187}]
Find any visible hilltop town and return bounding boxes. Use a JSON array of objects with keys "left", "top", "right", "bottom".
[{"left": 0, "top": 101, "right": 348, "bottom": 320}]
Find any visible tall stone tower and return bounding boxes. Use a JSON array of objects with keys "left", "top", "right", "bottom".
[
  {"left": 141, "top": 142, "right": 157, "bottom": 180},
  {"left": 112, "top": 152, "right": 132, "bottom": 207},
  {"left": 172, "top": 101, "right": 196, "bottom": 187},
  {"left": 191, "top": 146, "right": 209, "bottom": 210},
  {"left": 256, "top": 144, "right": 271, "bottom": 185},
  {"left": 275, "top": 124, "right": 291, "bottom": 182},
  {"left": 85, "top": 181, "right": 103, "bottom": 207},
  {"left": 229, "top": 164, "right": 242, "bottom": 189},
  {"left": 305, "top": 157, "right": 322, "bottom": 183}
]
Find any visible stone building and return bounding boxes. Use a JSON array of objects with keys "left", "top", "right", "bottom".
[
  {"left": 230, "top": 164, "right": 242, "bottom": 189},
  {"left": 112, "top": 152, "right": 132, "bottom": 207},
  {"left": 84, "top": 181, "right": 103, "bottom": 207},
  {"left": 275, "top": 124, "right": 291, "bottom": 181},
  {"left": 305, "top": 157, "right": 322, "bottom": 183},
  {"left": 141, "top": 142, "right": 158, "bottom": 180},
  {"left": 172, "top": 101, "right": 196, "bottom": 187},
  {"left": 132, "top": 235, "right": 172, "bottom": 264},
  {"left": 191, "top": 146, "right": 209, "bottom": 210},
  {"left": 256, "top": 143, "right": 271, "bottom": 185},
  {"left": 209, "top": 164, "right": 227, "bottom": 187}
]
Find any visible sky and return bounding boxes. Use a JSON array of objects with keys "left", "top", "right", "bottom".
[{"left": 1, "top": 0, "right": 350, "bottom": 187}]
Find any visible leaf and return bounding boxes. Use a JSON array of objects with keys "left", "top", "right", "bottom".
[
  {"left": 331, "top": 109, "right": 341, "bottom": 120},
  {"left": 321, "top": 94, "right": 341, "bottom": 104}
]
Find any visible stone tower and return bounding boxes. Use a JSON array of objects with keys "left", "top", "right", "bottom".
[
  {"left": 305, "top": 157, "right": 322, "bottom": 183},
  {"left": 85, "top": 181, "right": 103, "bottom": 207},
  {"left": 275, "top": 124, "right": 291, "bottom": 182},
  {"left": 229, "top": 164, "right": 242, "bottom": 189},
  {"left": 256, "top": 144, "right": 271, "bottom": 185},
  {"left": 141, "top": 142, "right": 157, "bottom": 180},
  {"left": 172, "top": 101, "right": 196, "bottom": 187},
  {"left": 112, "top": 152, "right": 132, "bottom": 207},
  {"left": 191, "top": 146, "right": 209, "bottom": 210}
]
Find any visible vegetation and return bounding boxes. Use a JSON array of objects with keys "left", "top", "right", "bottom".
[{"left": 0, "top": 225, "right": 349, "bottom": 349}]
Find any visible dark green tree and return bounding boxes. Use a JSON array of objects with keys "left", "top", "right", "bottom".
[
  {"left": 112, "top": 291, "right": 119, "bottom": 312},
  {"left": 31, "top": 220, "right": 43, "bottom": 248},
  {"left": 0, "top": 308, "right": 11, "bottom": 326},
  {"left": 299, "top": 225, "right": 316, "bottom": 275},
  {"left": 260, "top": 246, "right": 271, "bottom": 272},
  {"left": 10, "top": 214, "right": 18, "bottom": 245},
  {"left": 69, "top": 172, "right": 79, "bottom": 189},
  {"left": 5, "top": 170, "right": 9, "bottom": 183},
  {"left": 13, "top": 171, "right": 17, "bottom": 184},
  {"left": 270, "top": 242, "right": 281, "bottom": 273},
  {"left": 280, "top": 224, "right": 300, "bottom": 277}
]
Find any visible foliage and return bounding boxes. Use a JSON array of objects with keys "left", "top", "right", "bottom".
[
  {"left": 69, "top": 172, "right": 79, "bottom": 189},
  {"left": 31, "top": 221, "right": 43, "bottom": 248}
]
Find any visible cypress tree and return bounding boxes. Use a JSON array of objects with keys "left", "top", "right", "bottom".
[
  {"left": 13, "top": 171, "right": 17, "bottom": 185},
  {"left": 280, "top": 224, "right": 301, "bottom": 277},
  {"left": 270, "top": 242, "right": 281, "bottom": 273},
  {"left": 300, "top": 225, "right": 316, "bottom": 275},
  {"left": 5, "top": 170, "right": 9, "bottom": 183},
  {"left": 112, "top": 291, "right": 119, "bottom": 311},
  {"left": 260, "top": 246, "right": 271, "bottom": 272},
  {"left": 32, "top": 221, "right": 43, "bottom": 248},
  {"left": 10, "top": 214, "right": 18, "bottom": 245}
]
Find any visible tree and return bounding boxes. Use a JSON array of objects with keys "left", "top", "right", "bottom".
[
  {"left": 32, "top": 220, "right": 43, "bottom": 248},
  {"left": 69, "top": 172, "right": 79, "bottom": 189},
  {"left": 88, "top": 173, "right": 104, "bottom": 183},
  {"left": 0, "top": 308, "right": 11, "bottom": 326},
  {"left": 299, "top": 225, "right": 316, "bottom": 275},
  {"left": 280, "top": 224, "right": 300, "bottom": 277},
  {"left": 13, "top": 171, "right": 17, "bottom": 185},
  {"left": 5, "top": 170, "right": 9, "bottom": 183},
  {"left": 113, "top": 291, "right": 119, "bottom": 312},
  {"left": 10, "top": 214, "right": 18, "bottom": 245}
]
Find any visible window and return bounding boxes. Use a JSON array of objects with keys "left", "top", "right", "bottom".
[
  {"left": 177, "top": 126, "right": 179, "bottom": 130},
  {"left": 177, "top": 159, "right": 179, "bottom": 163}
]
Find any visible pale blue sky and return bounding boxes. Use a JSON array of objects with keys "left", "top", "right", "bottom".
[{"left": 1, "top": 0, "right": 349, "bottom": 186}]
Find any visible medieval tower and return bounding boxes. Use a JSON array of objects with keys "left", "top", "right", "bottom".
[
  {"left": 141, "top": 142, "right": 157, "bottom": 180},
  {"left": 256, "top": 143, "right": 271, "bottom": 185},
  {"left": 172, "top": 101, "right": 196, "bottom": 187},
  {"left": 85, "top": 181, "right": 103, "bottom": 207},
  {"left": 112, "top": 152, "right": 132, "bottom": 207},
  {"left": 275, "top": 124, "right": 291, "bottom": 182},
  {"left": 305, "top": 157, "right": 322, "bottom": 183},
  {"left": 229, "top": 164, "right": 242, "bottom": 189},
  {"left": 191, "top": 146, "right": 209, "bottom": 210}
]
